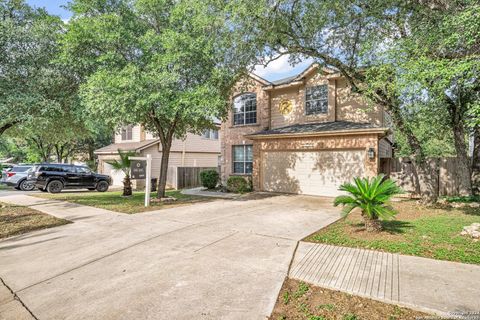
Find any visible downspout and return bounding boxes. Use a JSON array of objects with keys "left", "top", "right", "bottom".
[
  {"left": 267, "top": 90, "right": 272, "bottom": 130},
  {"left": 334, "top": 79, "right": 337, "bottom": 122},
  {"left": 181, "top": 140, "right": 186, "bottom": 166}
]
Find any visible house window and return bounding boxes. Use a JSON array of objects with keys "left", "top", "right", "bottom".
[
  {"left": 121, "top": 125, "right": 133, "bottom": 141},
  {"left": 202, "top": 129, "right": 219, "bottom": 140},
  {"left": 305, "top": 85, "right": 328, "bottom": 115},
  {"left": 233, "top": 145, "right": 253, "bottom": 174},
  {"left": 233, "top": 93, "right": 257, "bottom": 125}
]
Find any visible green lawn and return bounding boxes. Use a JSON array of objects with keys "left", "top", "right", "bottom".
[
  {"left": 0, "top": 202, "right": 70, "bottom": 238},
  {"left": 0, "top": 184, "right": 10, "bottom": 190},
  {"left": 306, "top": 201, "right": 480, "bottom": 265},
  {"left": 34, "top": 190, "right": 210, "bottom": 214}
]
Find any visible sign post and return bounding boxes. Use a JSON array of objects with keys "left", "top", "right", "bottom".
[{"left": 129, "top": 155, "right": 152, "bottom": 207}]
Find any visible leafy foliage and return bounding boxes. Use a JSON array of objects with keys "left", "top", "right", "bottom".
[
  {"left": 334, "top": 175, "right": 402, "bottom": 224},
  {"left": 199, "top": 170, "right": 219, "bottom": 189},
  {"left": 227, "top": 176, "right": 252, "bottom": 193},
  {"left": 0, "top": 1, "right": 66, "bottom": 136},
  {"left": 63, "top": 0, "right": 250, "bottom": 197},
  {"left": 106, "top": 149, "right": 136, "bottom": 197},
  {"left": 106, "top": 150, "right": 136, "bottom": 176}
]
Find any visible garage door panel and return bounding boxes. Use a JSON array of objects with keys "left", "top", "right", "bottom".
[
  {"left": 103, "top": 163, "right": 125, "bottom": 187},
  {"left": 262, "top": 150, "right": 365, "bottom": 197}
]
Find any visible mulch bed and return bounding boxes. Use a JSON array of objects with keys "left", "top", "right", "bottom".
[{"left": 0, "top": 202, "right": 70, "bottom": 238}]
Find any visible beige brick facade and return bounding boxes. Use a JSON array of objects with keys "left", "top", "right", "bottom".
[{"left": 220, "top": 64, "right": 392, "bottom": 193}]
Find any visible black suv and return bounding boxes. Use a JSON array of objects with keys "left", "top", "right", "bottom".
[{"left": 28, "top": 164, "right": 112, "bottom": 193}]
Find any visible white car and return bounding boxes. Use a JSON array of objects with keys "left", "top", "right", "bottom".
[{"left": 1, "top": 165, "right": 35, "bottom": 191}]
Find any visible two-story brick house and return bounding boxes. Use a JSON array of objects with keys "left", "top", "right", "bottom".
[{"left": 221, "top": 63, "right": 392, "bottom": 197}]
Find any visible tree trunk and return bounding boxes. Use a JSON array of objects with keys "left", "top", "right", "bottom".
[
  {"left": 55, "top": 145, "right": 63, "bottom": 163},
  {"left": 412, "top": 158, "right": 439, "bottom": 203},
  {"left": 452, "top": 122, "right": 472, "bottom": 196},
  {"left": 157, "top": 139, "right": 172, "bottom": 199},
  {"left": 444, "top": 91, "right": 473, "bottom": 196},
  {"left": 472, "top": 128, "right": 480, "bottom": 195},
  {"left": 122, "top": 175, "right": 132, "bottom": 197},
  {"left": 364, "top": 217, "right": 382, "bottom": 232},
  {"left": 0, "top": 123, "right": 15, "bottom": 137},
  {"left": 383, "top": 100, "right": 439, "bottom": 202}
]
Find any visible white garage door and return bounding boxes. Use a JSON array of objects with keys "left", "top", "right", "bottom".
[
  {"left": 103, "top": 162, "right": 125, "bottom": 187},
  {"left": 262, "top": 150, "right": 366, "bottom": 197}
]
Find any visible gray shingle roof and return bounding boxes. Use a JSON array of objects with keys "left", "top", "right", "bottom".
[
  {"left": 94, "top": 139, "right": 159, "bottom": 154},
  {"left": 270, "top": 75, "right": 297, "bottom": 86},
  {"left": 250, "top": 121, "right": 380, "bottom": 136}
]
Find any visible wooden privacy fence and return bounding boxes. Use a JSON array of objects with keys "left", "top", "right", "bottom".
[
  {"left": 385, "top": 157, "right": 472, "bottom": 197},
  {"left": 167, "top": 166, "right": 218, "bottom": 190}
]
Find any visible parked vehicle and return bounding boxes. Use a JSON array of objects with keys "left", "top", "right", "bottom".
[
  {"left": 28, "top": 164, "right": 112, "bottom": 193},
  {"left": 0, "top": 164, "right": 15, "bottom": 180},
  {"left": 1, "top": 165, "right": 35, "bottom": 191}
]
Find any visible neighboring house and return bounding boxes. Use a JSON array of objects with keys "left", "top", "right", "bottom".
[
  {"left": 95, "top": 125, "right": 220, "bottom": 188},
  {"left": 221, "top": 63, "right": 393, "bottom": 197}
]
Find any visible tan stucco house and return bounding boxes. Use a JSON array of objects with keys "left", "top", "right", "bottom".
[
  {"left": 95, "top": 125, "right": 220, "bottom": 188},
  {"left": 221, "top": 64, "right": 393, "bottom": 197}
]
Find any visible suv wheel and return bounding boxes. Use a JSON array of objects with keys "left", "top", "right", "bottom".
[
  {"left": 47, "top": 180, "right": 63, "bottom": 193},
  {"left": 96, "top": 181, "right": 109, "bottom": 192},
  {"left": 19, "top": 179, "right": 35, "bottom": 191}
]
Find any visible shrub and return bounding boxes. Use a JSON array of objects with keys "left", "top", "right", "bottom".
[
  {"left": 333, "top": 175, "right": 402, "bottom": 232},
  {"left": 227, "top": 176, "right": 251, "bottom": 193},
  {"left": 444, "top": 195, "right": 480, "bottom": 203},
  {"left": 199, "top": 169, "right": 219, "bottom": 189}
]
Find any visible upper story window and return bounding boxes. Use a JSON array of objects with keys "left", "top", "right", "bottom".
[
  {"left": 202, "top": 129, "right": 219, "bottom": 140},
  {"left": 305, "top": 85, "right": 328, "bottom": 115},
  {"left": 121, "top": 125, "right": 133, "bottom": 141},
  {"left": 233, "top": 93, "right": 257, "bottom": 125}
]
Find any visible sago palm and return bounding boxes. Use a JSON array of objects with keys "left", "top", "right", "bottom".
[
  {"left": 333, "top": 175, "right": 402, "bottom": 232},
  {"left": 106, "top": 149, "right": 136, "bottom": 197}
]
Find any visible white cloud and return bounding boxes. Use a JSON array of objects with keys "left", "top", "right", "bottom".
[{"left": 253, "top": 54, "right": 314, "bottom": 81}]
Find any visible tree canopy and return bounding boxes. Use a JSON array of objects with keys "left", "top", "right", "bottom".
[
  {"left": 63, "top": 0, "right": 251, "bottom": 196},
  {"left": 0, "top": 0, "right": 65, "bottom": 136}
]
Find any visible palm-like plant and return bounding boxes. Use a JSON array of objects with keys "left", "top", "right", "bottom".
[
  {"left": 333, "top": 175, "right": 403, "bottom": 232},
  {"left": 106, "top": 149, "right": 136, "bottom": 197}
]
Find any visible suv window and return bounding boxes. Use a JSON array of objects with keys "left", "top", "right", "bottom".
[
  {"left": 40, "top": 165, "right": 66, "bottom": 172},
  {"left": 76, "top": 166, "right": 91, "bottom": 174},
  {"left": 11, "top": 166, "right": 32, "bottom": 173}
]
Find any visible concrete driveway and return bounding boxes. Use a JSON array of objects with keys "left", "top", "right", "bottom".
[{"left": 0, "top": 192, "right": 340, "bottom": 320}]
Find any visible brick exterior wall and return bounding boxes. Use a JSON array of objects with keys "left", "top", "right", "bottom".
[
  {"left": 220, "top": 67, "right": 390, "bottom": 190},
  {"left": 220, "top": 77, "right": 270, "bottom": 183}
]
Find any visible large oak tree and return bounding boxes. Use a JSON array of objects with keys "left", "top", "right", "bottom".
[{"left": 63, "top": 0, "right": 249, "bottom": 197}]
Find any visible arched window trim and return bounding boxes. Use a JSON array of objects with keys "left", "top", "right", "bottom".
[{"left": 233, "top": 92, "right": 257, "bottom": 125}]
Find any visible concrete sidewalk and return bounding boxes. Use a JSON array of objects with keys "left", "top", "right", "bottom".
[
  {"left": 181, "top": 187, "right": 241, "bottom": 199},
  {"left": 0, "top": 193, "right": 341, "bottom": 319},
  {"left": 290, "top": 242, "right": 480, "bottom": 316}
]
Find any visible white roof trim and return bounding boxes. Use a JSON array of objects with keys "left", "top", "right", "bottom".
[{"left": 248, "top": 72, "right": 272, "bottom": 86}]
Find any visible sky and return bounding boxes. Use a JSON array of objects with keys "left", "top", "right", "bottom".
[
  {"left": 25, "top": 0, "right": 311, "bottom": 82},
  {"left": 26, "top": 0, "right": 72, "bottom": 21}
]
